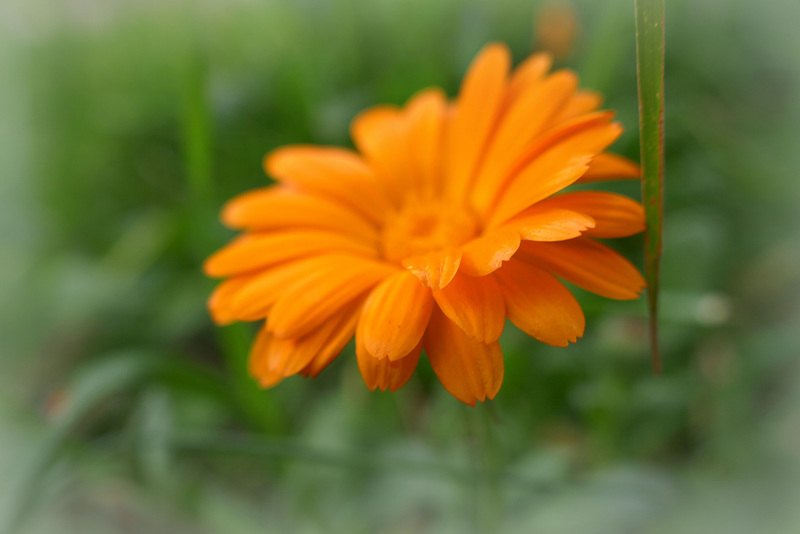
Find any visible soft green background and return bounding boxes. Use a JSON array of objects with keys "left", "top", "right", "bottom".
[{"left": 1, "top": 0, "right": 799, "bottom": 532}]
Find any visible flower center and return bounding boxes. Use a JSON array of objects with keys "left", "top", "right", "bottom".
[{"left": 381, "top": 200, "right": 479, "bottom": 263}]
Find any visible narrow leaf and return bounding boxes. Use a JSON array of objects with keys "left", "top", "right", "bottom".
[{"left": 634, "top": 0, "right": 665, "bottom": 373}]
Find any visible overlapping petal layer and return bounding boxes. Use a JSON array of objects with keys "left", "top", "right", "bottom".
[{"left": 206, "top": 42, "right": 645, "bottom": 405}]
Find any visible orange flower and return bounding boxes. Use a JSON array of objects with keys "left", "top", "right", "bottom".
[{"left": 204, "top": 43, "right": 645, "bottom": 406}]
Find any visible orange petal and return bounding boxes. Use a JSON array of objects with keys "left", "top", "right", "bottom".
[
  {"left": 208, "top": 275, "right": 258, "bottom": 325},
  {"left": 267, "top": 259, "right": 396, "bottom": 338},
  {"left": 444, "top": 43, "right": 510, "bottom": 201},
  {"left": 263, "top": 312, "right": 343, "bottom": 377},
  {"left": 265, "top": 145, "right": 392, "bottom": 223},
  {"left": 299, "top": 300, "right": 362, "bottom": 378},
  {"left": 517, "top": 238, "right": 645, "bottom": 300},
  {"left": 494, "top": 259, "right": 585, "bottom": 346},
  {"left": 471, "top": 70, "right": 577, "bottom": 215},
  {"left": 359, "top": 271, "right": 434, "bottom": 361},
  {"left": 248, "top": 325, "right": 284, "bottom": 388},
  {"left": 424, "top": 308, "right": 504, "bottom": 406},
  {"left": 402, "top": 247, "right": 462, "bottom": 290},
  {"left": 506, "top": 52, "right": 553, "bottom": 105},
  {"left": 203, "top": 231, "right": 378, "bottom": 278},
  {"left": 531, "top": 192, "right": 645, "bottom": 238},
  {"left": 432, "top": 271, "right": 505, "bottom": 343},
  {"left": 350, "top": 105, "right": 409, "bottom": 202},
  {"left": 577, "top": 152, "right": 641, "bottom": 183},
  {"left": 300, "top": 301, "right": 362, "bottom": 378},
  {"left": 405, "top": 89, "right": 448, "bottom": 199},
  {"left": 221, "top": 187, "right": 378, "bottom": 245},
  {"left": 459, "top": 228, "right": 521, "bottom": 277},
  {"left": 474, "top": 111, "right": 614, "bottom": 222},
  {"left": 229, "top": 255, "right": 364, "bottom": 322},
  {"left": 502, "top": 208, "right": 595, "bottom": 242},
  {"left": 357, "top": 318, "right": 421, "bottom": 392},
  {"left": 556, "top": 90, "right": 604, "bottom": 123},
  {"left": 486, "top": 121, "right": 623, "bottom": 228}
]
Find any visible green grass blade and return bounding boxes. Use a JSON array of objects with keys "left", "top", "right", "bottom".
[
  {"left": 634, "top": 0, "right": 665, "bottom": 373},
  {"left": 0, "top": 353, "right": 160, "bottom": 532}
]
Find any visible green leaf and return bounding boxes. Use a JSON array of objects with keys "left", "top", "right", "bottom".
[{"left": 634, "top": 0, "right": 665, "bottom": 373}]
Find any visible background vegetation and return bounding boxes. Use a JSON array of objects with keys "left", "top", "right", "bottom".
[{"left": 1, "top": 0, "right": 799, "bottom": 532}]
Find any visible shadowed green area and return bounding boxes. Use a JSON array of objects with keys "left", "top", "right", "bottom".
[{"left": 1, "top": 0, "right": 799, "bottom": 532}]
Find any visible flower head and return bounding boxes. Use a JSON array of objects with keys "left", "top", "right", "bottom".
[{"left": 204, "top": 43, "right": 645, "bottom": 405}]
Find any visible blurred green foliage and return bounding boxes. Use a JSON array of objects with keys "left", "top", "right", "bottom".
[{"left": 1, "top": 0, "right": 799, "bottom": 532}]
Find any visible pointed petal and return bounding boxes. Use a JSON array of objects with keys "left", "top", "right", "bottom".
[
  {"left": 494, "top": 259, "right": 585, "bottom": 346},
  {"left": 264, "top": 312, "right": 343, "bottom": 376},
  {"left": 359, "top": 271, "right": 434, "bottom": 361},
  {"left": 267, "top": 259, "right": 396, "bottom": 338},
  {"left": 502, "top": 208, "right": 595, "bottom": 242},
  {"left": 208, "top": 275, "right": 258, "bottom": 325},
  {"left": 471, "top": 70, "right": 578, "bottom": 214},
  {"left": 474, "top": 111, "right": 614, "bottom": 222},
  {"left": 517, "top": 238, "right": 645, "bottom": 300},
  {"left": 300, "top": 300, "right": 362, "bottom": 378},
  {"left": 577, "top": 152, "right": 641, "bottom": 183},
  {"left": 486, "top": 121, "right": 623, "bottom": 228},
  {"left": 405, "top": 89, "right": 448, "bottom": 199},
  {"left": 531, "top": 192, "right": 645, "bottom": 238},
  {"left": 203, "top": 231, "right": 378, "bottom": 278},
  {"left": 506, "top": 52, "right": 552, "bottom": 105},
  {"left": 265, "top": 146, "right": 392, "bottom": 223},
  {"left": 432, "top": 271, "right": 505, "bottom": 343},
  {"left": 221, "top": 187, "right": 378, "bottom": 244},
  {"left": 402, "top": 247, "right": 462, "bottom": 290},
  {"left": 228, "top": 255, "right": 367, "bottom": 325},
  {"left": 248, "top": 325, "right": 284, "bottom": 388},
  {"left": 357, "top": 319, "right": 421, "bottom": 392},
  {"left": 350, "top": 105, "right": 409, "bottom": 202},
  {"left": 556, "top": 90, "right": 603, "bottom": 122},
  {"left": 444, "top": 43, "right": 510, "bottom": 201},
  {"left": 459, "top": 228, "right": 521, "bottom": 277},
  {"left": 424, "top": 308, "right": 504, "bottom": 406}
]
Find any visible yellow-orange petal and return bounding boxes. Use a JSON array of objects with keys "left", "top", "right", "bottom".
[
  {"left": 221, "top": 187, "right": 378, "bottom": 244},
  {"left": 475, "top": 111, "right": 614, "bottom": 223},
  {"left": 459, "top": 228, "right": 521, "bottom": 277},
  {"left": 267, "top": 258, "right": 396, "bottom": 339},
  {"left": 445, "top": 43, "right": 510, "bottom": 201},
  {"left": 556, "top": 90, "right": 604, "bottom": 123},
  {"left": 518, "top": 238, "right": 645, "bottom": 300},
  {"left": 506, "top": 52, "right": 553, "bottom": 105},
  {"left": 208, "top": 275, "right": 257, "bottom": 325},
  {"left": 424, "top": 308, "right": 503, "bottom": 406},
  {"left": 532, "top": 192, "right": 645, "bottom": 238},
  {"left": 494, "top": 259, "right": 585, "bottom": 346},
  {"left": 502, "top": 208, "right": 595, "bottom": 242},
  {"left": 263, "top": 311, "right": 343, "bottom": 377},
  {"left": 405, "top": 89, "right": 448, "bottom": 199},
  {"left": 471, "top": 70, "right": 578, "bottom": 215},
  {"left": 248, "top": 325, "right": 284, "bottom": 388},
  {"left": 432, "top": 271, "right": 505, "bottom": 343},
  {"left": 203, "top": 231, "right": 378, "bottom": 278},
  {"left": 357, "top": 318, "right": 421, "bottom": 392},
  {"left": 229, "top": 255, "right": 363, "bottom": 323},
  {"left": 486, "top": 121, "right": 623, "bottom": 228},
  {"left": 299, "top": 300, "right": 362, "bottom": 378},
  {"left": 359, "top": 271, "right": 434, "bottom": 361},
  {"left": 350, "top": 105, "right": 409, "bottom": 202},
  {"left": 577, "top": 152, "right": 641, "bottom": 183},
  {"left": 265, "top": 145, "right": 392, "bottom": 223},
  {"left": 402, "top": 247, "right": 462, "bottom": 290}
]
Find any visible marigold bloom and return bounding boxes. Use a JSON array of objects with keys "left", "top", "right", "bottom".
[{"left": 204, "top": 43, "right": 645, "bottom": 406}]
